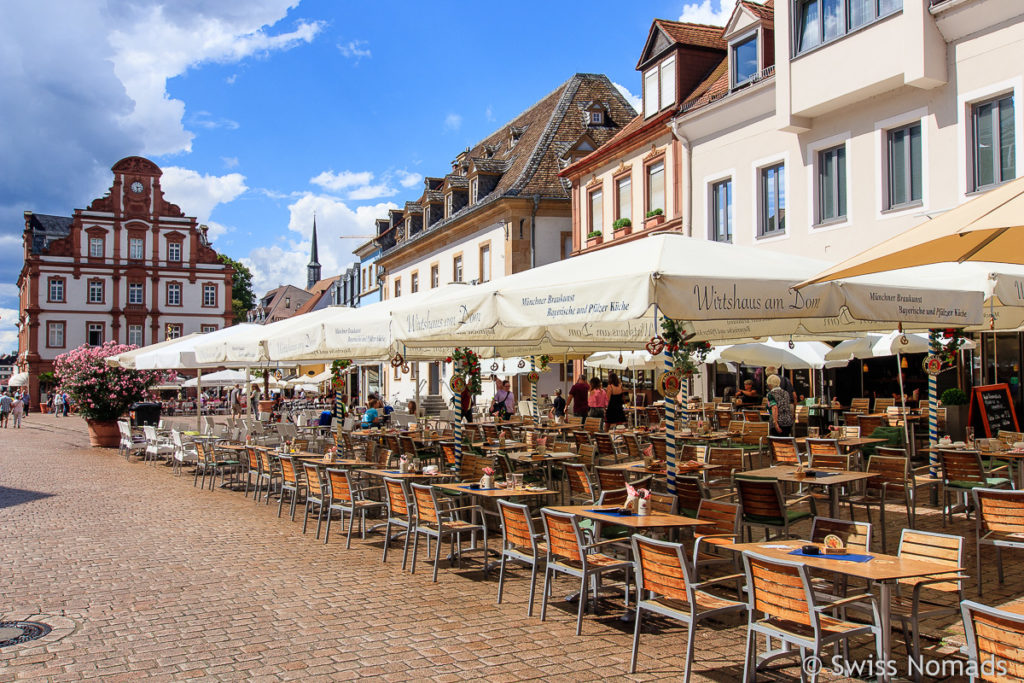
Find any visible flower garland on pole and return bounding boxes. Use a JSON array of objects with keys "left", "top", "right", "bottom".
[
  {"left": 445, "top": 347, "right": 481, "bottom": 469},
  {"left": 331, "top": 359, "right": 353, "bottom": 389},
  {"left": 54, "top": 341, "right": 162, "bottom": 422},
  {"left": 923, "top": 328, "right": 968, "bottom": 373}
]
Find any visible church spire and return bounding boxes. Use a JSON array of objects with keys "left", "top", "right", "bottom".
[{"left": 306, "top": 214, "right": 321, "bottom": 290}]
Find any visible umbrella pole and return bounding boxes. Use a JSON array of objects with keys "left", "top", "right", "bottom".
[
  {"left": 196, "top": 368, "right": 203, "bottom": 432},
  {"left": 530, "top": 356, "right": 537, "bottom": 421},
  {"left": 896, "top": 352, "right": 910, "bottom": 448}
]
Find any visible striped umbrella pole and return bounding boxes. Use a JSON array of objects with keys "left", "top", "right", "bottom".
[
  {"left": 928, "top": 331, "right": 939, "bottom": 477},
  {"left": 454, "top": 415, "right": 464, "bottom": 469},
  {"left": 531, "top": 356, "right": 538, "bottom": 420},
  {"left": 663, "top": 338, "right": 677, "bottom": 495}
]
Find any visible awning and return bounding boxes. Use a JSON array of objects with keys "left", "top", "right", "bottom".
[{"left": 6, "top": 372, "right": 28, "bottom": 387}]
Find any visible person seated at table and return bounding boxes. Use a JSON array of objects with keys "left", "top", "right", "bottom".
[
  {"left": 360, "top": 398, "right": 382, "bottom": 428},
  {"left": 407, "top": 400, "right": 418, "bottom": 416},
  {"left": 736, "top": 379, "right": 761, "bottom": 406}
]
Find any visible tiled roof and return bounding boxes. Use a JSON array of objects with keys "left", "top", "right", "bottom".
[
  {"left": 653, "top": 19, "right": 728, "bottom": 50},
  {"left": 739, "top": 0, "right": 774, "bottom": 24},
  {"left": 26, "top": 213, "right": 73, "bottom": 255},
  {"left": 294, "top": 276, "right": 340, "bottom": 315}
]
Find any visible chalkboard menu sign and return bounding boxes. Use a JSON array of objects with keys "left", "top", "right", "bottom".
[{"left": 968, "top": 384, "right": 1020, "bottom": 437}]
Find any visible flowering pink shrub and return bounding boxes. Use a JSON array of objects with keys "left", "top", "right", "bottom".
[{"left": 54, "top": 342, "right": 162, "bottom": 421}]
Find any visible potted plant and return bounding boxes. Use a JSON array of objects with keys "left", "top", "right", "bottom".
[
  {"left": 645, "top": 208, "right": 665, "bottom": 227},
  {"left": 586, "top": 230, "right": 603, "bottom": 247},
  {"left": 940, "top": 387, "right": 970, "bottom": 440},
  {"left": 37, "top": 371, "right": 56, "bottom": 412},
  {"left": 54, "top": 341, "right": 162, "bottom": 447},
  {"left": 612, "top": 217, "right": 632, "bottom": 236}
]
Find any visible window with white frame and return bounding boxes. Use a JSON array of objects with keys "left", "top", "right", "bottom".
[
  {"left": 795, "top": 0, "right": 902, "bottom": 55},
  {"left": 817, "top": 145, "right": 847, "bottom": 223},
  {"left": 47, "top": 321, "right": 65, "bottom": 348},
  {"left": 167, "top": 282, "right": 182, "bottom": 306},
  {"left": 201, "top": 324, "right": 218, "bottom": 334},
  {"left": 972, "top": 94, "right": 1016, "bottom": 191},
  {"left": 202, "top": 283, "right": 216, "bottom": 307},
  {"left": 393, "top": 277, "right": 401, "bottom": 298},
  {"left": 710, "top": 179, "right": 733, "bottom": 242},
  {"left": 886, "top": 122, "right": 922, "bottom": 209},
  {"left": 453, "top": 255, "right": 463, "bottom": 283},
  {"left": 643, "top": 56, "right": 676, "bottom": 118},
  {"left": 615, "top": 176, "right": 631, "bottom": 222},
  {"left": 48, "top": 277, "right": 64, "bottom": 303},
  {"left": 128, "top": 325, "right": 143, "bottom": 347},
  {"left": 759, "top": 163, "right": 786, "bottom": 235},
  {"left": 590, "top": 111, "right": 603, "bottom": 125},
  {"left": 166, "top": 324, "right": 182, "bottom": 340},
  {"left": 479, "top": 244, "right": 490, "bottom": 283},
  {"left": 88, "top": 236, "right": 104, "bottom": 258},
  {"left": 732, "top": 33, "right": 759, "bottom": 87},
  {"left": 470, "top": 177, "right": 479, "bottom": 203},
  {"left": 445, "top": 194, "right": 453, "bottom": 217},
  {"left": 410, "top": 272, "right": 419, "bottom": 293},
  {"left": 646, "top": 161, "right": 665, "bottom": 215},
  {"left": 588, "top": 188, "right": 603, "bottom": 235},
  {"left": 87, "top": 322, "right": 104, "bottom": 346},
  {"left": 128, "top": 282, "right": 144, "bottom": 305},
  {"left": 88, "top": 280, "right": 104, "bottom": 304},
  {"left": 168, "top": 241, "right": 182, "bottom": 262},
  {"left": 129, "top": 237, "right": 144, "bottom": 260},
  {"left": 430, "top": 264, "right": 439, "bottom": 289}
]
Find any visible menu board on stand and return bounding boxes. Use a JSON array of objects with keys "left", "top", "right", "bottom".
[{"left": 967, "top": 383, "right": 1020, "bottom": 437}]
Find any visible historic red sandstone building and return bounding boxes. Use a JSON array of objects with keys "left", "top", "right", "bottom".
[{"left": 16, "top": 156, "right": 234, "bottom": 400}]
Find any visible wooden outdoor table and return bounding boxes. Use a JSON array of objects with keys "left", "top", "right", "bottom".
[
  {"left": 603, "top": 460, "right": 716, "bottom": 477},
  {"left": 547, "top": 505, "right": 711, "bottom": 530},
  {"left": 533, "top": 423, "right": 576, "bottom": 434},
  {"left": 472, "top": 440, "right": 527, "bottom": 452},
  {"left": 433, "top": 482, "right": 558, "bottom": 498},
  {"left": 796, "top": 436, "right": 888, "bottom": 451},
  {"left": 506, "top": 451, "right": 578, "bottom": 490},
  {"left": 361, "top": 469, "right": 450, "bottom": 480},
  {"left": 726, "top": 538, "right": 963, "bottom": 682},
  {"left": 743, "top": 464, "right": 878, "bottom": 517},
  {"left": 999, "top": 596, "right": 1024, "bottom": 615}
]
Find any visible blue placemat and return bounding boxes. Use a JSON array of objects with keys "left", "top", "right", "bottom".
[
  {"left": 788, "top": 549, "right": 873, "bottom": 563},
  {"left": 383, "top": 470, "right": 402, "bottom": 474},
  {"left": 585, "top": 508, "right": 634, "bottom": 517},
  {"left": 458, "top": 485, "right": 499, "bottom": 491}
]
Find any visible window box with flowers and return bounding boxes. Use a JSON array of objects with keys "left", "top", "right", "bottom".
[
  {"left": 586, "top": 230, "right": 603, "bottom": 248},
  {"left": 645, "top": 208, "right": 665, "bottom": 228},
  {"left": 612, "top": 217, "right": 632, "bottom": 237}
]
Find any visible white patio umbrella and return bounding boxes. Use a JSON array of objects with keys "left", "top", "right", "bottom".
[
  {"left": 718, "top": 340, "right": 848, "bottom": 370},
  {"left": 181, "top": 369, "right": 283, "bottom": 389},
  {"left": 105, "top": 333, "right": 200, "bottom": 369},
  {"left": 584, "top": 350, "right": 661, "bottom": 371},
  {"left": 825, "top": 332, "right": 977, "bottom": 361}
]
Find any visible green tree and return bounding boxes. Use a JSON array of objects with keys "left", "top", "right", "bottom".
[{"left": 217, "top": 254, "right": 256, "bottom": 322}]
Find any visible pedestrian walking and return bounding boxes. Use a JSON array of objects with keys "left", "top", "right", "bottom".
[
  {"left": 21, "top": 389, "right": 29, "bottom": 417},
  {"left": 12, "top": 393, "right": 24, "bottom": 428},
  {"left": 0, "top": 391, "right": 12, "bottom": 428},
  {"left": 61, "top": 391, "right": 70, "bottom": 416}
]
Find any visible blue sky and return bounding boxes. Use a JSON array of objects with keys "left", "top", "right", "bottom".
[{"left": 0, "top": 0, "right": 734, "bottom": 352}]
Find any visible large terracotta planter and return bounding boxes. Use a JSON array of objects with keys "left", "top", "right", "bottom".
[{"left": 86, "top": 419, "right": 120, "bottom": 448}]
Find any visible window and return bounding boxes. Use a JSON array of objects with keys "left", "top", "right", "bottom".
[
  {"left": 200, "top": 324, "right": 218, "bottom": 334},
  {"left": 710, "top": 179, "right": 733, "bottom": 242},
  {"left": 168, "top": 242, "right": 181, "bottom": 262},
  {"left": 445, "top": 194, "right": 453, "bottom": 217},
  {"left": 88, "top": 279, "right": 104, "bottom": 304},
  {"left": 887, "top": 123, "right": 922, "bottom": 209},
  {"left": 48, "top": 277, "right": 65, "bottom": 303},
  {"left": 479, "top": 245, "right": 491, "bottom": 283},
  {"left": 129, "top": 237, "right": 144, "bottom": 260},
  {"left": 430, "top": 264, "right": 439, "bottom": 289},
  {"left": 796, "top": 0, "right": 902, "bottom": 54},
  {"left": 128, "top": 282, "right": 144, "bottom": 305},
  {"left": 590, "top": 111, "right": 603, "bottom": 125},
  {"left": 88, "top": 236, "right": 103, "bottom": 258},
  {"left": 453, "top": 255, "right": 463, "bottom": 283},
  {"left": 760, "top": 163, "right": 786, "bottom": 235},
  {"left": 202, "top": 284, "right": 216, "bottom": 307},
  {"left": 817, "top": 145, "right": 847, "bottom": 223},
  {"left": 128, "top": 325, "right": 143, "bottom": 347},
  {"left": 732, "top": 34, "right": 759, "bottom": 86},
  {"left": 47, "top": 321, "right": 65, "bottom": 348},
  {"left": 410, "top": 272, "right": 419, "bottom": 293},
  {"left": 615, "top": 176, "right": 631, "bottom": 222},
  {"left": 561, "top": 232, "right": 573, "bottom": 259},
  {"left": 646, "top": 161, "right": 665, "bottom": 215},
  {"left": 167, "top": 283, "right": 182, "bottom": 306},
  {"left": 973, "top": 95, "right": 1016, "bottom": 191},
  {"left": 393, "top": 278, "right": 401, "bottom": 298},
  {"left": 588, "top": 189, "right": 603, "bottom": 234},
  {"left": 284, "top": 296, "right": 291, "bottom": 308},
  {"left": 166, "top": 324, "right": 182, "bottom": 340},
  {"left": 87, "top": 323, "right": 104, "bottom": 346},
  {"left": 643, "top": 56, "right": 676, "bottom": 117},
  {"left": 470, "top": 177, "right": 479, "bottom": 203}
]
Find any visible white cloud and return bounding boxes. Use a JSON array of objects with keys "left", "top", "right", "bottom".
[
  {"left": 395, "top": 170, "right": 423, "bottom": 189},
  {"left": 0, "top": 284, "right": 19, "bottom": 299},
  {"left": 222, "top": 156, "right": 240, "bottom": 169},
  {"left": 310, "top": 170, "right": 375, "bottom": 191},
  {"left": 679, "top": 0, "right": 735, "bottom": 26},
  {"left": 338, "top": 39, "right": 371, "bottom": 62},
  {"left": 226, "top": 74, "right": 238, "bottom": 84},
  {"left": 347, "top": 184, "right": 397, "bottom": 201},
  {"left": 203, "top": 221, "right": 234, "bottom": 244},
  {"left": 444, "top": 113, "right": 463, "bottom": 132},
  {"left": 187, "top": 110, "right": 240, "bottom": 130},
  {"left": 242, "top": 192, "right": 397, "bottom": 295},
  {"left": 159, "top": 167, "right": 247, "bottom": 223},
  {"left": 613, "top": 82, "right": 642, "bottom": 114},
  {"left": 485, "top": 105, "right": 495, "bottom": 122},
  {"left": 0, "top": 307, "right": 19, "bottom": 354}
]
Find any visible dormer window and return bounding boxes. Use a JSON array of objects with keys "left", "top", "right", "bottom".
[
  {"left": 590, "top": 111, "right": 604, "bottom": 125},
  {"left": 643, "top": 55, "right": 676, "bottom": 118},
  {"left": 470, "top": 177, "right": 479, "bottom": 203},
  {"left": 732, "top": 33, "right": 759, "bottom": 88},
  {"left": 445, "top": 194, "right": 453, "bottom": 217}
]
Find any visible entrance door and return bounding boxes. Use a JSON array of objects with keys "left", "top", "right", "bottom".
[{"left": 428, "top": 362, "right": 440, "bottom": 395}]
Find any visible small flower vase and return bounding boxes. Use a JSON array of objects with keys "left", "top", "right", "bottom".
[
  {"left": 399, "top": 460, "right": 409, "bottom": 474},
  {"left": 637, "top": 498, "right": 650, "bottom": 516},
  {"left": 480, "top": 474, "right": 494, "bottom": 489}
]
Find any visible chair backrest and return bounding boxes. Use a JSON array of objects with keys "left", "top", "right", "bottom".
[
  {"left": 974, "top": 488, "right": 1024, "bottom": 535},
  {"left": 997, "top": 430, "right": 1024, "bottom": 446},
  {"left": 564, "top": 462, "right": 594, "bottom": 499},
  {"left": 245, "top": 446, "right": 260, "bottom": 470},
  {"left": 623, "top": 434, "right": 642, "bottom": 460},
  {"left": 960, "top": 600, "right": 1024, "bottom": 680},
  {"left": 143, "top": 425, "right": 157, "bottom": 442},
  {"left": 650, "top": 437, "right": 667, "bottom": 461},
  {"left": 741, "top": 410, "right": 762, "bottom": 422},
  {"left": 541, "top": 508, "right": 585, "bottom": 563},
  {"left": 742, "top": 421, "right": 769, "bottom": 445},
  {"left": 681, "top": 444, "right": 706, "bottom": 463},
  {"left": 939, "top": 449, "right": 986, "bottom": 485},
  {"left": 410, "top": 483, "right": 441, "bottom": 526},
  {"left": 258, "top": 448, "right": 275, "bottom": 475},
  {"left": 497, "top": 500, "right": 539, "bottom": 553},
  {"left": 398, "top": 435, "right": 417, "bottom": 458},
  {"left": 631, "top": 534, "right": 695, "bottom": 604},
  {"left": 575, "top": 444, "right": 595, "bottom": 469},
  {"left": 383, "top": 478, "right": 411, "bottom": 517},
  {"left": 440, "top": 442, "right": 458, "bottom": 467},
  {"left": 858, "top": 414, "right": 884, "bottom": 435},
  {"left": 592, "top": 432, "right": 616, "bottom": 458},
  {"left": 648, "top": 492, "right": 678, "bottom": 515},
  {"left": 675, "top": 474, "right": 708, "bottom": 517},
  {"left": 810, "top": 517, "right": 871, "bottom": 553},
  {"left": 898, "top": 529, "right": 964, "bottom": 592},
  {"left": 842, "top": 412, "right": 860, "bottom": 427},
  {"left": 707, "top": 446, "right": 745, "bottom": 473},
  {"left": 873, "top": 398, "right": 895, "bottom": 412},
  {"left": 279, "top": 455, "right": 298, "bottom": 485},
  {"left": 482, "top": 424, "right": 499, "bottom": 441},
  {"left": 459, "top": 453, "right": 491, "bottom": 481},
  {"left": 727, "top": 419, "right": 746, "bottom": 434},
  {"left": 743, "top": 551, "right": 812, "bottom": 627},
  {"left": 594, "top": 466, "right": 627, "bottom": 492},
  {"left": 326, "top": 468, "right": 353, "bottom": 504},
  {"left": 810, "top": 452, "right": 849, "bottom": 470},
  {"left": 865, "top": 454, "right": 909, "bottom": 491},
  {"left": 645, "top": 406, "right": 662, "bottom": 427},
  {"left": 805, "top": 438, "right": 841, "bottom": 457},
  {"left": 303, "top": 463, "right": 325, "bottom": 498},
  {"left": 794, "top": 405, "right": 809, "bottom": 425},
  {"left": 735, "top": 476, "right": 785, "bottom": 521},
  {"left": 583, "top": 417, "right": 603, "bottom": 433},
  {"left": 572, "top": 430, "right": 592, "bottom": 452},
  {"left": 696, "top": 499, "right": 740, "bottom": 537},
  {"left": 769, "top": 436, "right": 803, "bottom": 465},
  {"left": 385, "top": 433, "right": 402, "bottom": 453},
  {"left": 850, "top": 398, "right": 870, "bottom": 413},
  {"left": 598, "top": 488, "right": 628, "bottom": 506}
]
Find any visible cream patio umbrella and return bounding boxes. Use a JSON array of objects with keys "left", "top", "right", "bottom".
[{"left": 105, "top": 333, "right": 200, "bottom": 369}]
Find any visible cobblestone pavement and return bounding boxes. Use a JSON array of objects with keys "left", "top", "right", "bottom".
[{"left": 1, "top": 415, "right": 1021, "bottom": 681}]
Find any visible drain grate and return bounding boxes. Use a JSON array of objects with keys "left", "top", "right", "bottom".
[{"left": 0, "top": 621, "right": 51, "bottom": 648}]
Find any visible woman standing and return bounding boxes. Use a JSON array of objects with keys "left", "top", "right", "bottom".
[
  {"left": 587, "top": 377, "right": 607, "bottom": 420},
  {"left": 604, "top": 372, "right": 627, "bottom": 428},
  {"left": 766, "top": 374, "right": 794, "bottom": 437}
]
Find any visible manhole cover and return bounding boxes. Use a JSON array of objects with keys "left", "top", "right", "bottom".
[{"left": 0, "top": 621, "right": 51, "bottom": 648}]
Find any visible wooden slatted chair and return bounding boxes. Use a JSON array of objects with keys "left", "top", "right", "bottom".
[
  {"left": 741, "top": 410, "right": 762, "bottom": 422},
  {"left": 409, "top": 482, "right": 487, "bottom": 582},
  {"left": 381, "top": 478, "right": 415, "bottom": 568},
  {"left": 458, "top": 453, "right": 492, "bottom": 483},
  {"left": 339, "top": 431, "right": 365, "bottom": 458},
  {"left": 726, "top": 419, "right": 746, "bottom": 434},
  {"left": 628, "top": 535, "right": 747, "bottom": 677},
  {"left": 768, "top": 436, "right": 804, "bottom": 466},
  {"left": 705, "top": 446, "right": 746, "bottom": 493},
  {"left": 873, "top": 398, "right": 895, "bottom": 412},
  {"left": 809, "top": 452, "right": 849, "bottom": 470},
  {"left": 842, "top": 412, "right": 861, "bottom": 429},
  {"left": 324, "top": 468, "right": 385, "bottom": 548},
  {"left": 644, "top": 406, "right": 662, "bottom": 429},
  {"left": 676, "top": 474, "right": 710, "bottom": 518},
  {"left": 740, "top": 551, "right": 881, "bottom": 681},
  {"left": 257, "top": 449, "right": 280, "bottom": 505},
  {"left": 277, "top": 455, "right": 306, "bottom": 521},
  {"left": 680, "top": 444, "right": 707, "bottom": 463},
  {"left": 692, "top": 499, "right": 741, "bottom": 580},
  {"left": 301, "top": 463, "right": 329, "bottom": 538},
  {"left": 592, "top": 432, "right": 619, "bottom": 464},
  {"left": 540, "top": 508, "right": 633, "bottom": 636},
  {"left": 973, "top": 488, "right": 1024, "bottom": 596},
  {"left": 622, "top": 433, "right": 643, "bottom": 461},
  {"left": 858, "top": 413, "right": 884, "bottom": 436},
  {"left": 583, "top": 417, "right": 603, "bottom": 433},
  {"left": 741, "top": 422, "right": 769, "bottom": 451},
  {"left": 242, "top": 446, "right": 262, "bottom": 500},
  {"left": 960, "top": 600, "right": 1024, "bottom": 680},
  {"left": 564, "top": 462, "right": 597, "bottom": 506},
  {"left": 846, "top": 452, "right": 936, "bottom": 552},
  {"left": 650, "top": 437, "right": 667, "bottom": 462},
  {"left": 849, "top": 397, "right": 871, "bottom": 413},
  {"left": 805, "top": 437, "right": 842, "bottom": 461},
  {"left": 808, "top": 516, "right": 872, "bottom": 598},
  {"left": 649, "top": 492, "right": 678, "bottom": 515},
  {"left": 939, "top": 449, "right": 1012, "bottom": 525},
  {"left": 496, "top": 500, "right": 546, "bottom": 616},
  {"left": 735, "top": 475, "right": 816, "bottom": 541},
  {"left": 572, "top": 430, "right": 593, "bottom": 454},
  {"left": 384, "top": 433, "right": 402, "bottom": 457},
  {"left": 595, "top": 466, "right": 628, "bottom": 492}
]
